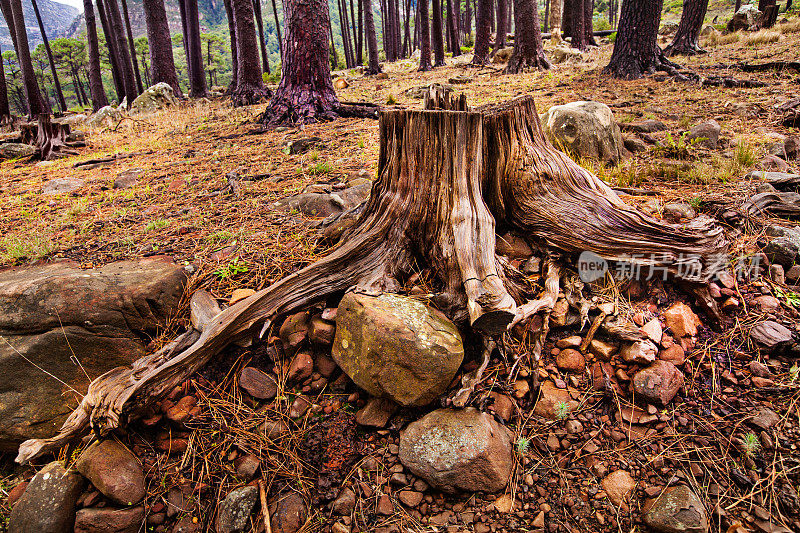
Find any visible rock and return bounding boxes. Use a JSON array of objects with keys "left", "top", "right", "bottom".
[
  {"left": 130, "top": 82, "right": 178, "bottom": 114},
  {"left": 556, "top": 335, "right": 582, "bottom": 349},
  {"left": 286, "top": 350, "right": 314, "bottom": 384},
  {"left": 749, "top": 407, "right": 780, "bottom": 431},
  {"left": 270, "top": 492, "right": 308, "bottom": 533},
  {"left": 622, "top": 119, "right": 667, "bottom": 133},
  {"left": 164, "top": 395, "right": 196, "bottom": 423},
  {"left": 686, "top": 120, "right": 721, "bottom": 149},
  {"left": 750, "top": 321, "right": 794, "bottom": 352},
  {"left": 0, "top": 142, "right": 35, "bottom": 159},
  {"left": 749, "top": 360, "right": 772, "bottom": 378},
  {"left": 662, "top": 203, "right": 696, "bottom": 223},
  {"left": 728, "top": 4, "right": 761, "bottom": 32},
  {"left": 398, "top": 490, "right": 424, "bottom": 507},
  {"left": 589, "top": 339, "right": 618, "bottom": 360},
  {"left": 334, "top": 78, "right": 349, "bottom": 89},
  {"left": 332, "top": 292, "right": 464, "bottom": 407},
  {"left": 87, "top": 104, "right": 126, "bottom": 129},
  {"left": 641, "top": 318, "right": 664, "bottom": 344},
  {"left": 7, "top": 481, "right": 28, "bottom": 508},
  {"left": 309, "top": 315, "right": 336, "bottom": 346},
  {"left": 314, "top": 353, "right": 338, "bottom": 377},
  {"left": 556, "top": 348, "right": 586, "bottom": 373},
  {"left": 355, "top": 396, "right": 399, "bottom": 427},
  {"left": 624, "top": 136, "right": 647, "bottom": 153},
  {"left": 230, "top": 288, "right": 255, "bottom": 304},
  {"left": 643, "top": 485, "right": 708, "bottom": 533},
  {"left": 280, "top": 311, "right": 309, "bottom": 357},
  {"left": 492, "top": 46, "right": 514, "bottom": 62},
  {"left": 42, "top": 177, "right": 85, "bottom": 194},
  {"left": 332, "top": 488, "right": 356, "bottom": 514},
  {"left": 753, "top": 295, "right": 780, "bottom": 312},
  {"left": 620, "top": 340, "right": 658, "bottom": 365},
  {"left": 405, "top": 83, "right": 453, "bottom": 99},
  {"left": 239, "top": 367, "right": 278, "bottom": 400},
  {"left": 261, "top": 419, "right": 290, "bottom": 439},
  {"left": 275, "top": 182, "right": 371, "bottom": 219},
  {"left": 288, "top": 395, "right": 312, "bottom": 418},
  {"left": 663, "top": 302, "right": 701, "bottom": 350},
  {"left": 550, "top": 45, "right": 583, "bottom": 64},
  {"left": 764, "top": 236, "right": 800, "bottom": 269},
  {"left": 533, "top": 381, "right": 579, "bottom": 419},
  {"left": 658, "top": 344, "right": 686, "bottom": 366},
  {"left": 488, "top": 392, "right": 515, "bottom": 421},
  {"left": 399, "top": 408, "right": 513, "bottom": 493},
  {"left": 0, "top": 258, "right": 187, "bottom": 448},
  {"left": 448, "top": 74, "right": 473, "bottom": 84},
  {"left": 285, "top": 136, "right": 324, "bottom": 155},
  {"left": 633, "top": 361, "right": 684, "bottom": 406},
  {"left": 7, "top": 461, "right": 86, "bottom": 533},
  {"left": 376, "top": 494, "right": 393, "bottom": 515},
  {"left": 75, "top": 440, "right": 146, "bottom": 505},
  {"left": 761, "top": 154, "right": 792, "bottom": 172},
  {"left": 55, "top": 113, "right": 88, "bottom": 128},
  {"left": 660, "top": 21, "right": 678, "bottom": 35},
  {"left": 74, "top": 506, "right": 145, "bottom": 533},
  {"left": 541, "top": 101, "right": 624, "bottom": 164},
  {"left": 171, "top": 516, "right": 202, "bottom": 533},
  {"left": 234, "top": 454, "right": 260, "bottom": 480},
  {"left": 114, "top": 168, "right": 144, "bottom": 189},
  {"left": 602, "top": 470, "right": 636, "bottom": 508},
  {"left": 216, "top": 486, "right": 258, "bottom": 533}
]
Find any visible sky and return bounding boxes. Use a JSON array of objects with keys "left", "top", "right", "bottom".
[{"left": 57, "top": 0, "right": 84, "bottom": 13}]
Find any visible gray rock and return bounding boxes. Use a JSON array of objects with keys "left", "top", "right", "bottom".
[
  {"left": 275, "top": 182, "right": 370, "bottom": 219},
  {"left": 75, "top": 440, "right": 146, "bottom": 505},
  {"left": 55, "top": 114, "right": 87, "bottom": 128},
  {"left": 750, "top": 321, "right": 794, "bottom": 352},
  {"left": 285, "top": 136, "right": 324, "bottom": 154},
  {"left": 0, "top": 142, "right": 35, "bottom": 159},
  {"left": 764, "top": 236, "right": 800, "bottom": 268},
  {"left": 623, "top": 136, "right": 647, "bottom": 153},
  {"left": 114, "top": 168, "right": 144, "bottom": 189},
  {"left": 728, "top": 4, "right": 761, "bottom": 32},
  {"left": 748, "top": 407, "right": 780, "bottom": 431},
  {"left": 7, "top": 461, "right": 86, "bottom": 533},
  {"left": 492, "top": 46, "right": 514, "bottom": 63},
  {"left": 399, "top": 408, "right": 513, "bottom": 493},
  {"left": 87, "top": 105, "right": 126, "bottom": 129},
  {"left": 662, "top": 202, "right": 697, "bottom": 222},
  {"left": 130, "top": 82, "right": 179, "bottom": 114},
  {"left": 687, "top": 120, "right": 721, "bottom": 149},
  {"left": 216, "top": 486, "right": 258, "bottom": 533},
  {"left": 643, "top": 485, "right": 708, "bottom": 533},
  {"left": 42, "top": 177, "right": 85, "bottom": 195},
  {"left": 74, "top": 506, "right": 144, "bottom": 533},
  {"left": 550, "top": 45, "right": 583, "bottom": 64},
  {"left": 0, "top": 258, "right": 187, "bottom": 448},
  {"left": 405, "top": 83, "right": 454, "bottom": 99},
  {"left": 622, "top": 119, "right": 667, "bottom": 133},
  {"left": 541, "top": 101, "right": 625, "bottom": 164},
  {"left": 659, "top": 21, "right": 679, "bottom": 35},
  {"left": 332, "top": 292, "right": 464, "bottom": 407}
]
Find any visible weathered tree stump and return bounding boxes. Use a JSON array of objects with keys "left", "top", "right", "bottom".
[
  {"left": 19, "top": 114, "right": 72, "bottom": 160},
  {"left": 17, "top": 94, "right": 728, "bottom": 464}
]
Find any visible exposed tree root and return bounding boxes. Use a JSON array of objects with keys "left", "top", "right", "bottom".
[
  {"left": 17, "top": 94, "right": 730, "bottom": 464},
  {"left": 231, "top": 83, "right": 273, "bottom": 107}
]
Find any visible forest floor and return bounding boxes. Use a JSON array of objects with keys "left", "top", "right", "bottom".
[{"left": 2, "top": 16, "right": 800, "bottom": 533}]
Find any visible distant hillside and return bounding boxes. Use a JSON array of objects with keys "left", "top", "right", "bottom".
[{"left": 0, "top": 0, "right": 80, "bottom": 49}]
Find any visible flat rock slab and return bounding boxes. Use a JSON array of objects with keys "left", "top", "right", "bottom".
[
  {"left": 0, "top": 257, "right": 188, "bottom": 448},
  {"left": 8, "top": 461, "right": 86, "bottom": 533}
]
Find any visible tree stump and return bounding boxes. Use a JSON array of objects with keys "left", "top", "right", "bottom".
[
  {"left": 17, "top": 94, "right": 728, "bottom": 464},
  {"left": 19, "top": 114, "right": 72, "bottom": 160}
]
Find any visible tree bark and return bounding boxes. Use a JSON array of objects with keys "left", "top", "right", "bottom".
[
  {"left": 271, "top": 0, "right": 283, "bottom": 56},
  {"left": 446, "top": 0, "right": 459, "bottom": 55},
  {"left": 355, "top": 0, "right": 363, "bottom": 64},
  {"left": 252, "top": 0, "right": 271, "bottom": 73},
  {"left": 31, "top": 0, "right": 67, "bottom": 113},
  {"left": 2, "top": 0, "right": 45, "bottom": 115},
  {"left": 418, "top": 0, "right": 432, "bottom": 70},
  {"left": 0, "top": 41, "right": 11, "bottom": 122},
  {"left": 471, "top": 0, "right": 491, "bottom": 63},
  {"left": 121, "top": 0, "right": 144, "bottom": 93},
  {"left": 604, "top": 0, "right": 679, "bottom": 79},
  {"left": 491, "top": 0, "right": 507, "bottom": 53},
  {"left": 184, "top": 0, "right": 208, "bottom": 97},
  {"left": 232, "top": 0, "right": 271, "bottom": 105},
  {"left": 664, "top": 0, "right": 710, "bottom": 56},
  {"left": 105, "top": 0, "right": 139, "bottom": 105},
  {"left": 364, "top": 0, "right": 382, "bottom": 73},
  {"left": 95, "top": 0, "right": 124, "bottom": 102},
  {"left": 224, "top": 0, "right": 239, "bottom": 90},
  {"left": 584, "top": 0, "right": 596, "bottom": 46},
  {"left": 143, "top": 0, "right": 183, "bottom": 96},
  {"left": 464, "top": 0, "right": 472, "bottom": 40},
  {"left": 82, "top": 0, "right": 108, "bottom": 109},
  {"left": 178, "top": 0, "right": 192, "bottom": 82},
  {"left": 16, "top": 92, "right": 728, "bottom": 466},
  {"left": 432, "top": 0, "right": 445, "bottom": 65},
  {"left": 506, "top": 0, "right": 550, "bottom": 72},
  {"left": 568, "top": 0, "right": 586, "bottom": 50}
]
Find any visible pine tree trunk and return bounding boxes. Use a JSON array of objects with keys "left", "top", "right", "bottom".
[
  {"left": 465, "top": 0, "right": 472, "bottom": 39},
  {"left": 418, "top": 0, "right": 432, "bottom": 69},
  {"left": 491, "top": 0, "right": 507, "bottom": 53},
  {"left": 252, "top": 0, "right": 271, "bottom": 74},
  {"left": 31, "top": 0, "right": 67, "bottom": 113},
  {"left": 224, "top": 0, "right": 239, "bottom": 90},
  {"left": 561, "top": 0, "right": 571, "bottom": 35},
  {"left": 584, "top": 0, "right": 596, "bottom": 46},
  {"left": 446, "top": 0, "right": 460, "bottom": 55},
  {"left": 506, "top": 0, "right": 549, "bottom": 71},
  {"left": 364, "top": 0, "right": 383, "bottom": 73},
  {"left": 356, "top": 0, "right": 363, "bottom": 64},
  {"left": 82, "top": 0, "right": 108, "bottom": 109},
  {"left": 549, "top": 0, "right": 561, "bottom": 38},
  {"left": 382, "top": 0, "right": 394, "bottom": 60},
  {"left": 16, "top": 92, "right": 729, "bottom": 466},
  {"left": 472, "top": 0, "right": 492, "bottom": 63},
  {"left": 178, "top": 0, "right": 193, "bottom": 82},
  {"left": 2, "top": 0, "right": 45, "bottom": 115},
  {"left": 232, "top": 0, "right": 271, "bottom": 105},
  {"left": 569, "top": 0, "right": 586, "bottom": 50},
  {"left": 664, "top": 0, "right": 709, "bottom": 55},
  {"left": 0, "top": 42, "right": 10, "bottom": 122},
  {"left": 271, "top": 0, "right": 283, "bottom": 56},
  {"left": 604, "top": 0, "right": 678, "bottom": 79},
  {"left": 121, "top": 0, "right": 144, "bottom": 93},
  {"left": 143, "top": 0, "right": 183, "bottom": 96},
  {"left": 402, "top": 0, "right": 411, "bottom": 57},
  {"left": 105, "top": 0, "right": 139, "bottom": 105},
  {"left": 432, "top": 0, "right": 445, "bottom": 65},
  {"left": 184, "top": 0, "right": 208, "bottom": 96}
]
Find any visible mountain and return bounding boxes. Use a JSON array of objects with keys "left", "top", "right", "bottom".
[{"left": 0, "top": 0, "right": 80, "bottom": 49}]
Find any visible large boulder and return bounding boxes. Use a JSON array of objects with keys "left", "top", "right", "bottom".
[
  {"left": 540, "top": 101, "right": 625, "bottom": 164},
  {"left": 0, "top": 143, "right": 35, "bottom": 159},
  {"left": 86, "top": 104, "right": 126, "bottom": 129},
  {"left": 131, "top": 82, "right": 179, "bottom": 115},
  {"left": 399, "top": 408, "right": 513, "bottom": 493},
  {"left": 332, "top": 292, "right": 463, "bottom": 406},
  {"left": 0, "top": 257, "right": 188, "bottom": 448},
  {"left": 727, "top": 5, "right": 761, "bottom": 32},
  {"left": 7, "top": 461, "right": 86, "bottom": 533}
]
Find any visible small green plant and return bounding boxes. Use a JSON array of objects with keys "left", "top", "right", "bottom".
[
  {"left": 516, "top": 436, "right": 530, "bottom": 454},
  {"left": 386, "top": 94, "right": 397, "bottom": 105},
  {"left": 205, "top": 230, "right": 235, "bottom": 244},
  {"left": 734, "top": 140, "right": 758, "bottom": 168},
  {"left": 742, "top": 432, "right": 761, "bottom": 456},
  {"left": 789, "top": 364, "right": 799, "bottom": 383},
  {"left": 0, "top": 235, "right": 55, "bottom": 262},
  {"left": 689, "top": 197, "right": 703, "bottom": 210},
  {"left": 308, "top": 162, "right": 333, "bottom": 175},
  {"left": 214, "top": 258, "right": 249, "bottom": 279},
  {"left": 145, "top": 218, "right": 169, "bottom": 232},
  {"left": 678, "top": 114, "right": 692, "bottom": 129},
  {"left": 309, "top": 150, "right": 319, "bottom": 161},
  {"left": 654, "top": 132, "right": 703, "bottom": 160},
  {"left": 357, "top": 139, "right": 365, "bottom": 149},
  {"left": 554, "top": 400, "right": 571, "bottom": 420}
]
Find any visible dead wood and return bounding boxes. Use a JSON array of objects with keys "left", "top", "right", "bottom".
[
  {"left": 20, "top": 115, "right": 73, "bottom": 160},
  {"left": 16, "top": 93, "right": 730, "bottom": 464}
]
